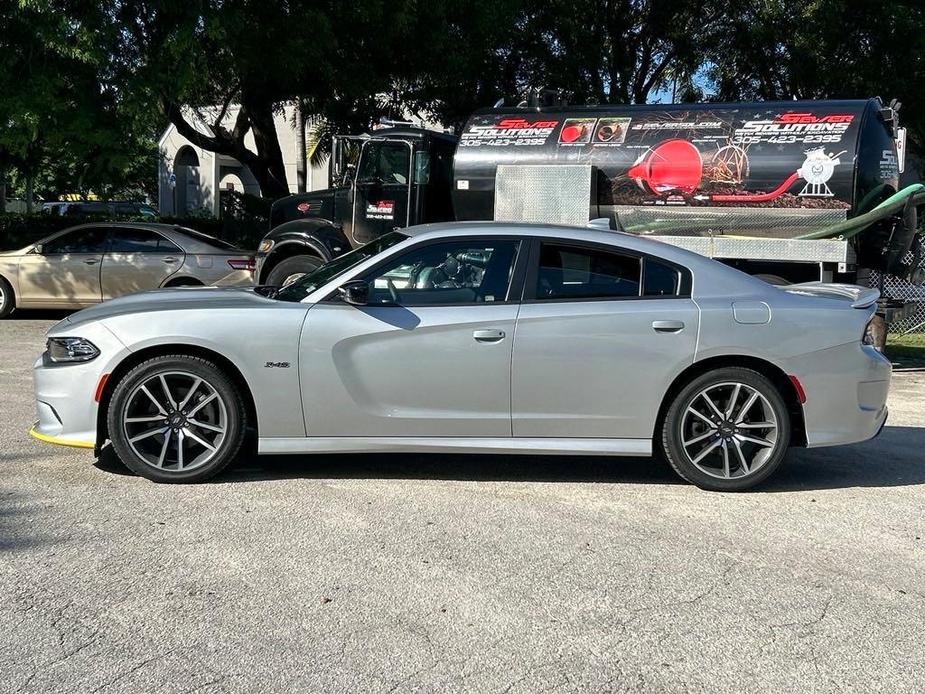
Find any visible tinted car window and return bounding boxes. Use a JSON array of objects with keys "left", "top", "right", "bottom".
[
  {"left": 536, "top": 243, "right": 640, "bottom": 300},
  {"left": 366, "top": 240, "right": 520, "bottom": 306},
  {"left": 43, "top": 228, "right": 109, "bottom": 254},
  {"left": 109, "top": 229, "right": 181, "bottom": 254},
  {"left": 643, "top": 259, "right": 681, "bottom": 296}
]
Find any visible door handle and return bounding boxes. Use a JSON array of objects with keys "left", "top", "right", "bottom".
[
  {"left": 83, "top": 259, "right": 98, "bottom": 265},
  {"left": 652, "top": 320, "right": 685, "bottom": 333},
  {"left": 473, "top": 329, "right": 505, "bottom": 343},
  {"left": 162, "top": 257, "right": 178, "bottom": 264}
]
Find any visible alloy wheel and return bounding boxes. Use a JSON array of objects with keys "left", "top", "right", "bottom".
[
  {"left": 679, "top": 381, "right": 779, "bottom": 480},
  {"left": 122, "top": 370, "right": 228, "bottom": 472}
]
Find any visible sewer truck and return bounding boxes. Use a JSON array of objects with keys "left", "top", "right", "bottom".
[{"left": 255, "top": 97, "right": 923, "bottom": 325}]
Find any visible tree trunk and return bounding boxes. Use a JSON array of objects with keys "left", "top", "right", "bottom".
[
  {"left": 246, "top": 100, "right": 290, "bottom": 199},
  {"left": 0, "top": 167, "right": 7, "bottom": 212},
  {"left": 296, "top": 102, "right": 307, "bottom": 194},
  {"left": 25, "top": 174, "right": 33, "bottom": 214}
]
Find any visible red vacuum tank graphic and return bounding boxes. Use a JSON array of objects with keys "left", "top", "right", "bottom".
[{"left": 627, "top": 139, "right": 703, "bottom": 194}]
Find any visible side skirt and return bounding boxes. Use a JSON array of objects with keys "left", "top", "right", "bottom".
[{"left": 258, "top": 437, "right": 652, "bottom": 456}]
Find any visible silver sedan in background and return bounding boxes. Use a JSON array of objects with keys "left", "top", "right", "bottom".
[
  {"left": 0, "top": 222, "right": 254, "bottom": 317},
  {"left": 29, "top": 222, "right": 891, "bottom": 491}
]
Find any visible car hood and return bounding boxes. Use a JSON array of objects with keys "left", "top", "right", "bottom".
[{"left": 61, "top": 287, "right": 287, "bottom": 327}]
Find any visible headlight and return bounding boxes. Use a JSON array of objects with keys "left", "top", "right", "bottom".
[
  {"left": 258, "top": 239, "right": 275, "bottom": 254},
  {"left": 46, "top": 337, "right": 100, "bottom": 363}
]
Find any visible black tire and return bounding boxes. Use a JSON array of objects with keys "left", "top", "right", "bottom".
[
  {"left": 265, "top": 255, "right": 322, "bottom": 287},
  {"left": 107, "top": 355, "right": 247, "bottom": 483},
  {"left": 0, "top": 275, "right": 15, "bottom": 319},
  {"left": 660, "top": 367, "right": 791, "bottom": 491}
]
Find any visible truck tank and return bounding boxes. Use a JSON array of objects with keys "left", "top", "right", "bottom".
[{"left": 452, "top": 99, "right": 901, "bottom": 239}]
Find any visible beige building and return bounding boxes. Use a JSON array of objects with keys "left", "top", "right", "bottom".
[{"left": 157, "top": 104, "right": 330, "bottom": 217}]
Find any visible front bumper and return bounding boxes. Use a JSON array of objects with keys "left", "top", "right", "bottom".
[{"left": 31, "top": 323, "right": 129, "bottom": 450}]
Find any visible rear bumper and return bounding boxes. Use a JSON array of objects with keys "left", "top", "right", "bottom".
[{"left": 785, "top": 343, "right": 892, "bottom": 448}]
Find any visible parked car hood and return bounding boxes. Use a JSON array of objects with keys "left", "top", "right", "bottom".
[{"left": 61, "top": 287, "right": 286, "bottom": 327}]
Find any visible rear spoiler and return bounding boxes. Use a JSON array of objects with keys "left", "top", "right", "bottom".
[{"left": 782, "top": 282, "right": 880, "bottom": 309}]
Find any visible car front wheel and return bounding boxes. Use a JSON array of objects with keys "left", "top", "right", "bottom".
[
  {"left": 107, "top": 355, "right": 247, "bottom": 482},
  {"left": 660, "top": 367, "right": 791, "bottom": 491}
]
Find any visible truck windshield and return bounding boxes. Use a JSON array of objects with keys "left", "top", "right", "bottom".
[{"left": 275, "top": 231, "right": 409, "bottom": 302}]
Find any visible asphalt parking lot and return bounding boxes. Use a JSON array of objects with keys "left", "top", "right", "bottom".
[{"left": 1, "top": 315, "right": 924, "bottom": 693}]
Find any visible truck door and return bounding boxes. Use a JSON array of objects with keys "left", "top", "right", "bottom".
[{"left": 351, "top": 139, "right": 413, "bottom": 246}]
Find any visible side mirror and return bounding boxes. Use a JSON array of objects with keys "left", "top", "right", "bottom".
[
  {"left": 33, "top": 243, "right": 44, "bottom": 255},
  {"left": 338, "top": 279, "right": 369, "bottom": 306}
]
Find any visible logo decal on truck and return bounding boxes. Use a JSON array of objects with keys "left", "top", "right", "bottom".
[{"left": 366, "top": 200, "right": 395, "bottom": 220}]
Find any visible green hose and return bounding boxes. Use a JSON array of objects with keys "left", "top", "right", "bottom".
[{"left": 794, "top": 184, "right": 925, "bottom": 240}]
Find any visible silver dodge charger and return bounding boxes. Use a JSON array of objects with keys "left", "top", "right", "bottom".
[{"left": 29, "top": 222, "right": 891, "bottom": 491}]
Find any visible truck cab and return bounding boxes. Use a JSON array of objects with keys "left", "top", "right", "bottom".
[{"left": 256, "top": 127, "right": 457, "bottom": 286}]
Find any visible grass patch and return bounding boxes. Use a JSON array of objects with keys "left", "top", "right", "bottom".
[{"left": 886, "top": 333, "right": 925, "bottom": 364}]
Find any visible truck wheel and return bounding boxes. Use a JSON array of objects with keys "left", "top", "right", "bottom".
[
  {"left": 659, "top": 367, "right": 791, "bottom": 491},
  {"left": 266, "top": 255, "right": 322, "bottom": 287},
  {"left": 0, "top": 276, "right": 15, "bottom": 319}
]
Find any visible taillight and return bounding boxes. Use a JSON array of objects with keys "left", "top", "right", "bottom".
[
  {"left": 862, "top": 315, "right": 885, "bottom": 352},
  {"left": 228, "top": 257, "right": 255, "bottom": 272}
]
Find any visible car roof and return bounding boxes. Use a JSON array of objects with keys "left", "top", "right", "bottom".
[{"left": 40, "top": 222, "right": 244, "bottom": 254}]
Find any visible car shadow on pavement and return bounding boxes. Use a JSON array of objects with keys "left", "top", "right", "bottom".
[{"left": 92, "top": 424, "right": 925, "bottom": 492}]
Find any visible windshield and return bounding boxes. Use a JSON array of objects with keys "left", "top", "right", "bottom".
[{"left": 275, "top": 231, "right": 409, "bottom": 302}]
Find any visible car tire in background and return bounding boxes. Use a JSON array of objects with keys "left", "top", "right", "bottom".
[
  {"left": 266, "top": 255, "right": 322, "bottom": 287},
  {"left": 660, "top": 367, "right": 791, "bottom": 491},
  {"left": 107, "top": 354, "right": 247, "bottom": 483},
  {"left": 0, "top": 275, "right": 15, "bottom": 319}
]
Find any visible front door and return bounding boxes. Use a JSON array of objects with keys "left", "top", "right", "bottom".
[
  {"left": 512, "top": 240, "right": 699, "bottom": 439},
  {"left": 300, "top": 237, "right": 523, "bottom": 437},
  {"left": 17, "top": 227, "right": 109, "bottom": 306},
  {"left": 101, "top": 227, "right": 183, "bottom": 299},
  {"left": 351, "top": 140, "right": 412, "bottom": 246}
]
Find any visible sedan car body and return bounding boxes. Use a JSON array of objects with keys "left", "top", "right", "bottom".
[
  {"left": 0, "top": 222, "right": 254, "bottom": 317},
  {"left": 29, "top": 222, "right": 891, "bottom": 490}
]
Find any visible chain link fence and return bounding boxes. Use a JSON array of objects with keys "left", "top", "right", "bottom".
[{"left": 872, "top": 247, "right": 925, "bottom": 334}]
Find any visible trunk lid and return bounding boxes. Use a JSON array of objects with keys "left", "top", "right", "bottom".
[{"left": 781, "top": 282, "right": 880, "bottom": 309}]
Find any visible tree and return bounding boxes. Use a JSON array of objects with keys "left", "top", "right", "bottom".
[
  {"left": 0, "top": 2, "right": 159, "bottom": 207},
  {"left": 707, "top": 0, "right": 925, "bottom": 160}
]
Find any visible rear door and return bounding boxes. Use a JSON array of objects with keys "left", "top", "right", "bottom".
[
  {"left": 17, "top": 227, "right": 108, "bottom": 306},
  {"left": 101, "top": 228, "right": 184, "bottom": 299},
  {"left": 512, "top": 239, "right": 699, "bottom": 439}
]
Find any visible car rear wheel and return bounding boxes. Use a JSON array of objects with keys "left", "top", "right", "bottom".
[
  {"left": 266, "top": 255, "right": 322, "bottom": 287},
  {"left": 660, "top": 367, "right": 791, "bottom": 491},
  {"left": 0, "top": 276, "right": 15, "bottom": 318},
  {"left": 107, "top": 355, "right": 246, "bottom": 482}
]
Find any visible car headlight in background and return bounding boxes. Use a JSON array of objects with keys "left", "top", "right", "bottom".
[
  {"left": 257, "top": 239, "right": 275, "bottom": 254},
  {"left": 46, "top": 337, "right": 100, "bottom": 363}
]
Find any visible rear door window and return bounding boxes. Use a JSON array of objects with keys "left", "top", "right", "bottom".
[
  {"left": 535, "top": 243, "right": 641, "bottom": 300},
  {"left": 109, "top": 229, "right": 181, "bottom": 254}
]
